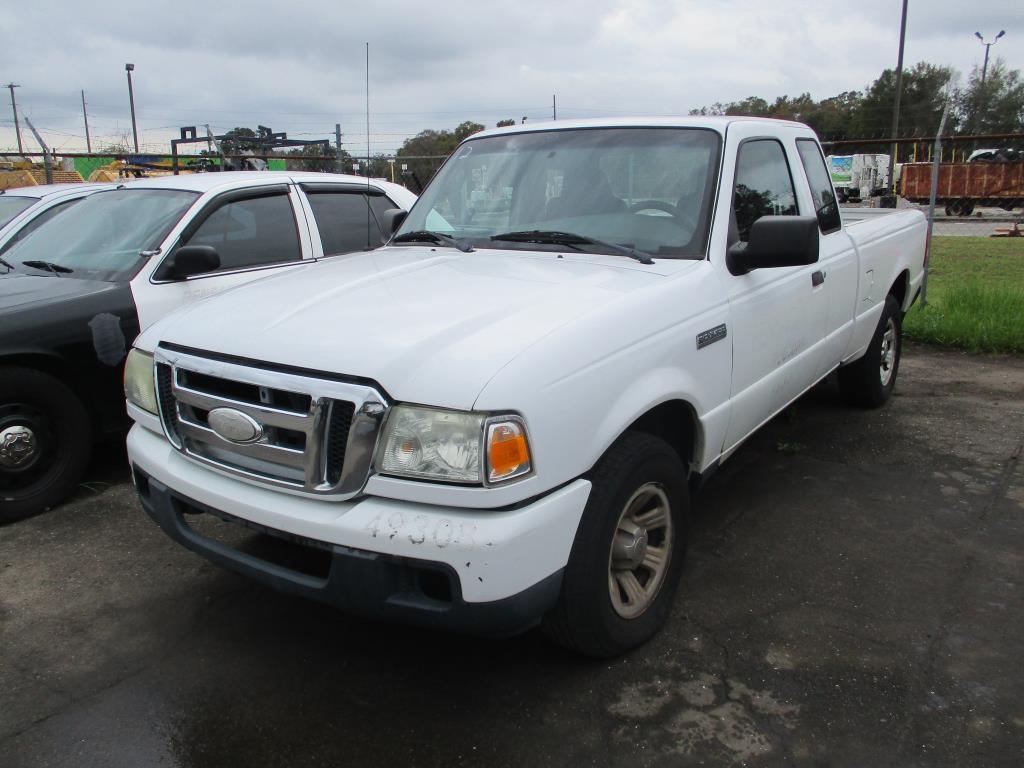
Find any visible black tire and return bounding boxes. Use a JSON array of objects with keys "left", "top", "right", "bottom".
[
  {"left": 838, "top": 294, "right": 902, "bottom": 409},
  {"left": 542, "top": 431, "right": 689, "bottom": 657},
  {"left": 0, "top": 367, "right": 93, "bottom": 523}
]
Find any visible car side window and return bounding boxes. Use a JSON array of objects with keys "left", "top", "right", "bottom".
[
  {"left": 732, "top": 139, "right": 798, "bottom": 242},
  {"left": 0, "top": 198, "right": 82, "bottom": 254},
  {"left": 796, "top": 139, "right": 842, "bottom": 234},
  {"left": 306, "top": 192, "right": 387, "bottom": 256},
  {"left": 183, "top": 192, "right": 301, "bottom": 271}
]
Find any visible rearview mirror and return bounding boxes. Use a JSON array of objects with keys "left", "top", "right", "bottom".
[
  {"left": 157, "top": 245, "right": 221, "bottom": 280},
  {"left": 727, "top": 216, "right": 819, "bottom": 275},
  {"left": 380, "top": 209, "right": 408, "bottom": 238}
]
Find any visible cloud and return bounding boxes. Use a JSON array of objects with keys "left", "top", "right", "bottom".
[{"left": 0, "top": 0, "right": 1019, "bottom": 155}]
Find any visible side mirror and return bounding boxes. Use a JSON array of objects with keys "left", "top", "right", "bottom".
[
  {"left": 380, "top": 208, "right": 408, "bottom": 238},
  {"left": 727, "top": 216, "right": 819, "bottom": 275},
  {"left": 157, "top": 245, "right": 221, "bottom": 280}
]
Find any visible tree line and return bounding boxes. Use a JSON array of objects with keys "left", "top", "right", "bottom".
[
  {"left": 689, "top": 59, "right": 1023, "bottom": 148},
  {"left": 211, "top": 58, "right": 1024, "bottom": 187}
]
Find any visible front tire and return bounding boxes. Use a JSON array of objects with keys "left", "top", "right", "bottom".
[
  {"left": 838, "top": 294, "right": 902, "bottom": 408},
  {"left": 0, "top": 368, "right": 92, "bottom": 523},
  {"left": 542, "top": 432, "right": 689, "bottom": 657}
]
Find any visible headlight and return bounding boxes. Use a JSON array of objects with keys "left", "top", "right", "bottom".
[
  {"left": 377, "top": 405, "right": 532, "bottom": 485},
  {"left": 124, "top": 348, "right": 158, "bottom": 415}
]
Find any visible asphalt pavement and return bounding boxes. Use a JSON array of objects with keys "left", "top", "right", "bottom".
[{"left": 1, "top": 344, "right": 1022, "bottom": 767}]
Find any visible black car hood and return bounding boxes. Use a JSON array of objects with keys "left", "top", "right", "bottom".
[{"left": 0, "top": 271, "right": 123, "bottom": 314}]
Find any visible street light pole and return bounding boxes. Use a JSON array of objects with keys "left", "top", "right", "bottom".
[
  {"left": 125, "top": 63, "right": 139, "bottom": 153},
  {"left": 5, "top": 83, "right": 23, "bottom": 155},
  {"left": 974, "top": 30, "right": 1005, "bottom": 87}
]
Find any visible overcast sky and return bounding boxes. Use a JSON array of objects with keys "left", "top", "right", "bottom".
[{"left": 1, "top": 0, "right": 1020, "bottom": 157}]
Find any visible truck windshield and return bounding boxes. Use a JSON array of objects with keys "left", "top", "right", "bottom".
[
  {"left": 3, "top": 188, "right": 199, "bottom": 281},
  {"left": 396, "top": 127, "right": 721, "bottom": 259},
  {"left": 0, "top": 196, "right": 36, "bottom": 228}
]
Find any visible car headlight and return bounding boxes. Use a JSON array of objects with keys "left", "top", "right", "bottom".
[
  {"left": 377, "top": 405, "right": 532, "bottom": 485},
  {"left": 124, "top": 348, "right": 158, "bottom": 415}
]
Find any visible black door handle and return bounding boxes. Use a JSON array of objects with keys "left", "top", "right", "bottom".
[{"left": 811, "top": 270, "right": 826, "bottom": 287}]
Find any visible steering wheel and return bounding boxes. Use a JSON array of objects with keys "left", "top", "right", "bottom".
[{"left": 627, "top": 200, "right": 679, "bottom": 217}]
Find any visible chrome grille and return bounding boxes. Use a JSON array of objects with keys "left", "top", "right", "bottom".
[{"left": 154, "top": 346, "right": 387, "bottom": 498}]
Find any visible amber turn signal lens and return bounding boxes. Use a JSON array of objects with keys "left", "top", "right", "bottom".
[{"left": 487, "top": 420, "right": 532, "bottom": 483}]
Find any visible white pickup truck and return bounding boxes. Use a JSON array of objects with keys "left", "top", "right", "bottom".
[{"left": 125, "top": 118, "right": 926, "bottom": 656}]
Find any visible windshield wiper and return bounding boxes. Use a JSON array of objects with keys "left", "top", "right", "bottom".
[
  {"left": 0, "top": 256, "right": 15, "bottom": 272},
  {"left": 21, "top": 259, "right": 74, "bottom": 275},
  {"left": 490, "top": 230, "right": 654, "bottom": 265},
  {"left": 392, "top": 230, "right": 474, "bottom": 253}
]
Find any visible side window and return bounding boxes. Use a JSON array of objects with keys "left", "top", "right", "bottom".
[
  {"left": 796, "top": 139, "right": 842, "bottom": 234},
  {"left": 732, "top": 139, "right": 798, "bottom": 242},
  {"left": 369, "top": 194, "right": 404, "bottom": 239},
  {"left": 0, "top": 198, "right": 82, "bottom": 254},
  {"left": 183, "top": 192, "right": 301, "bottom": 271},
  {"left": 306, "top": 192, "right": 385, "bottom": 255}
]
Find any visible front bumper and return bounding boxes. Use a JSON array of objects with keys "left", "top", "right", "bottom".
[{"left": 128, "top": 425, "right": 591, "bottom": 634}]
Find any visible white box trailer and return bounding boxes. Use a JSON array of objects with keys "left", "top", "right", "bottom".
[{"left": 828, "top": 154, "right": 891, "bottom": 202}]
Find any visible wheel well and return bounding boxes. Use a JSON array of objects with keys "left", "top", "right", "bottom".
[
  {"left": 626, "top": 400, "right": 700, "bottom": 475},
  {"left": 0, "top": 353, "right": 75, "bottom": 386},
  {"left": 888, "top": 270, "right": 909, "bottom": 309}
]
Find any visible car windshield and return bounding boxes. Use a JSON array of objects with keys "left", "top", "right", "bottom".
[
  {"left": 4, "top": 188, "right": 199, "bottom": 281},
  {"left": 0, "top": 195, "right": 37, "bottom": 228},
  {"left": 396, "top": 127, "right": 721, "bottom": 259}
]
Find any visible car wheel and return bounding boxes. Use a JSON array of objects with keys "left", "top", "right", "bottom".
[
  {"left": 838, "top": 294, "right": 902, "bottom": 408},
  {"left": 542, "top": 431, "right": 689, "bottom": 657},
  {"left": 0, "top": 368, "right": 92, "bottom": 523}
]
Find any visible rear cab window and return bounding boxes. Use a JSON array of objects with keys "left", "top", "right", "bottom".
[{"left": 796, "top": 139, "right": 842, "bottom": 234}]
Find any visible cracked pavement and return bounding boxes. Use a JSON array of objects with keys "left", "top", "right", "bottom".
[{"left": 1, "top": 343, "right": 1022, "bottom": 767}]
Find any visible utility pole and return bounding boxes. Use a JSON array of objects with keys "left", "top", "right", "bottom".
[
  {"left": 81, "top": 89, "right": 92, "bottom": 152},
  {"left": 885, "top": 0, "right": 908, "bottom": 203},
  {"left": 24, "top": 116, "right": 52, "bottom": 184},
  {"left": 125, "top": 63, "right": 139, "bottom": 153},
  {"left": 552, "top": 94, "right": 557, "bottom": 121},
  {"left": 5, "top": 83, "right": 23, "bottom": 155},
  {"left": 922, "top": 100, "right": 951, "bottom": 308},
  {"left": 335, "top": 123, "right": 343, "bottom": 173}
]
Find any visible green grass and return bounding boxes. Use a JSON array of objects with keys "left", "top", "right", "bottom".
[{"left": 903, "top": 236, "right": 1024, "bottom": 353}]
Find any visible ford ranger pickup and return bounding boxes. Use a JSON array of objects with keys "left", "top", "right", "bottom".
[{"left": 124, "top": 118, "right": 926, "bottom": 656}]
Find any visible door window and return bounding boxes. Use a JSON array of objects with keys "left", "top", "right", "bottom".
[
  {"left": 732, "top": 140, "right": 798, "bottom": 242},
  {"left": 183, "top": 192, "right": 301, "bottom": 271},
  {"left": 306, "top": 192, "right": 386, "bottom": 255},
  {"left": 796, "top": 139, "right": 842, "bottom": 234},
  {"left": 0, "top": 198, "right": 82, "bottom": 254}
]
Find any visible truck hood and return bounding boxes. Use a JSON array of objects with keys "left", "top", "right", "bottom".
[{"left": 146, "top": 247, "right": 698, "bottom": 408}]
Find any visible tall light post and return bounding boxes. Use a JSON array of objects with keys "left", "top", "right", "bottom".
[
  {"left": 974, "top": 30, "right": 1005, "bottom": 87},
  {"left": 125, "top": 63, "right": 139, "bottom": 153}
]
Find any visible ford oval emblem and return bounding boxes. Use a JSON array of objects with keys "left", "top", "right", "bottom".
[{"left": 208, "top": 408, "right": 264, "bottom": 444}]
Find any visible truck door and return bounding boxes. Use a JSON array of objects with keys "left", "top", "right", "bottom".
[
  {"left": 721, "top": 132, "right": 830, "bottom": 454},
  {"left": 794, "top": 138, "right": 859, "bottom": 377},
  {"left": 131, "top": 184, "right": 314, "bottom": 330}
]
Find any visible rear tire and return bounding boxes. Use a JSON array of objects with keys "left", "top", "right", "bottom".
[
  {"left": 542, "top": 431, "right": 689, "bottom": 657},
  {"left": 0, "top": 368, "right": 92, "bottom": 523},
  {"left": 838, "top": 294, "right": 902, "bottom": 409}
]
